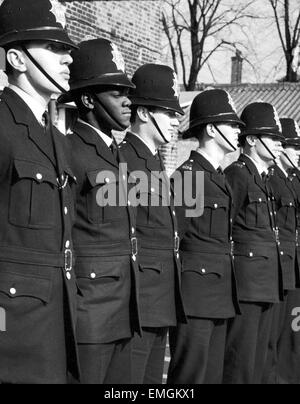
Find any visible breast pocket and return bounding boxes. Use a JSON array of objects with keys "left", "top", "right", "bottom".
[
  {"left": 204, "top": 197, "right": 229, "bottom": 237},
  {"left": 9, "top": 159, "right": 57, "bottom": 229},
  {"left": 246, "top": 191, "right": 269, "bottom": 228},
  {"left": 86, "top": 169, "right": 123, "bottom": 224},
  {"left": 278, "top": 197, "right": 296, "bottom": 230}
]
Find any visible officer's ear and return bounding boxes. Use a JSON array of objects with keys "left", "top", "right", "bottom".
[
  {"left": 136, "top": 106, "right": 149, "bottom": 124},
  {"left": 246, "top": 135, "right": 257, "bottom": 147},
  {"left": 6, "top": 48, "right": 26, "bottom": 74},
  {"left": 206, "top": 124, "right": 216, "bottom": 139},
  {"left": 81, "top": 93, "right": 95, "bottom": 111}
]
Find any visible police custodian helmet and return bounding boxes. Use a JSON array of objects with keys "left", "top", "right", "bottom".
[
  {"left": 280, "top": 118, "right": 300, "bottom": 148},
  {"left": 130, "top": 64, "right": 184, "bottom": 116},
  {"left": 60, "top": 38, "right": 135, "bottom": 103},
  {"left": 0, "top": 0, "right": 77, "bottom": 49},
  {"left": 240, "top": 102, "right": 284, "bottom": 140},
  {"left": 183, "top": 89, "right": 244, "bottom": 140}
]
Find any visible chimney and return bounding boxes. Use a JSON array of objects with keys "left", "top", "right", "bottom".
[{"left": 231, "top": 50, "right": 243, "bottom": 85}]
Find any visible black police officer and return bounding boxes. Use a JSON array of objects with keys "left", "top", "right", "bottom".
[
  {"left": 61, "top": 39, "right": 141, "bottom": 384},
  {"left": 0, "top": 0, "right": 80, "bottom": 384},
  {"left": 119, "top": 64, "right": 186, "bottom": 384},
  {"left": 167, "top": 89, "right": 243, "bottom": 384},
  {"left": 223, "top": 103, "right": 285, "bottom": 384},
  {"left": 276, "top": 118, "right": 300, "bottom": 384}
]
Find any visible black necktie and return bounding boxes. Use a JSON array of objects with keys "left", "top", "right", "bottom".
[
  {"left": 41, "top": 111, "right": 50, "bottom": 129},
  {"left": 217, "top": 166, "right": 224, "bottom": 175},
  {"left": 110, "top": 142, "right": 119, "bottom": 161},
  {"left": 261, "top": 171, "right": 268, "bottom": 183}
]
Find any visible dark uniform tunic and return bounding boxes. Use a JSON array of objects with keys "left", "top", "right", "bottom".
[
  {"left": 0, "top": 88, "right": 79, "bottom": 384},
  {"left": 120, "top": 132, "right": 185, "bottom": 384},
  {"left": 276, "top": 168, "right": 300, "bottom": 384},
  {"left": 68, "top": 121, "right": 141, "bottom": 384},
  {"left": 167, "top": 151, "right": 239, "bottom": 384},
  {"left": 223, "top": 154, "right": 283, "bottom": 384},
  {"left": 262, "top": 165, "right": 297, "bottom": 383}
]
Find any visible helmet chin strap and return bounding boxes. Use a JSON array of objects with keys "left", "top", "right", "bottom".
[
  {"left": 258, "top": 137, "right": 278, "bottom": 166},
  {"left": 148, "top": 111, "right": 170, "bottom": 144},
  {"left": 21, "top": 46, "right": 67, "bottom": 94},
  {"left": 213, "top": 124, "right": 237, "bottom": 152},
  {"left": 92, "top": 93, "right": 128, "bottom": 132},
  {"left": 283, "top": 150, "right": 298, "bottom": 171}
]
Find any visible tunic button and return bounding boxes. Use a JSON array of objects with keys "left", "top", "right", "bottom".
[
  {"left": 36, "top": 173, "right": 43, "bottom": 181},
  {"left": 105, "top": 178, "right": 110, "bottom": 184},
  {"left": 66, "top": 273, "right": 71, "bottom": 281},
  {"left": 64, "top": 207, "right": 68, "bottom": 215},
  {"left": 214, "top": 204, "right": 218, "bottom": 209},
  {"left": 132, "top": 255, "right": 137, "bottom": 262},
  {"left": 90, "top": 273, "right": 96, "bottom": 279},
  {"left": 10, "top": 288, "right": 16, "bottom": 295},
  {"left": 132, "top": 227, "right": 135, "bottom": 234},
  {"left": 280, "top": 251, "right": 284, "bottom": 256},
  {"left": 249, "top": 252, "right": 254, "bottom": 257},
  {"left": 176, "top": 253, "right": 180, "bottom": 260},
  {"left": 128, "top": 201, "right": 131, "bottom": 207},
  {"left": 201, "top": 269, "right": 206, "bottom": 274},
  {"left": 151, "top": 188, "right": 155, "bottom": 193},
  {"left": 173, "top": 211, "right": 176, "bottom": 216},
  {"left": 65, "top": 240, "right": 70, "bottom": 249},
  {"left": 259, "top": 198, "right": 262, "bottom": 203}
]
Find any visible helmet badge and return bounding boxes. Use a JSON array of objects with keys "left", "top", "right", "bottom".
[
  {"left": 111, "top": 43, "right": 125, "bottom": 72},
  {"left": 226, "top": 91, "right": 238, "bottom": 114},
  {"left": 295, "top": 121, "right": 300, "bottom": 138},
  {"left": 50, "top": 0, "right": 67, "bottom": 29},
  {"left": 273, "top": 107, "right": 282, "bottom": 132},
  {"left": 172, "top": 72, "right": 179, "bottom": 98}
]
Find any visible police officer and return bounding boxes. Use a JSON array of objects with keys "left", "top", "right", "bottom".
[
  {"left": 61, "top": 39, "right": 141, "bottom": 384},
  {"left": 223, "top": 103, "right": 285, "bottom": 384},
  {"left": 167, "top": 89, "right": 243, "bottom": 384},
  {"left": 0, "top": 0, "right": 80, "bottom": 384},
  {"left": 276, "top": 118, "right": 300, "bottom": 384},
  {"left": 119, "top": 64, "right": 186, "bottom": 384},
  {"left": 262, "top": 118, "right": 298, "bottom": 383}
]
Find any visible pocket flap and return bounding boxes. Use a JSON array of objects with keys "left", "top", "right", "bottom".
[
  {"left": 14, "top": 159, "right": 57, "bottom": 186},
  {"left": 182, "top": 255, "right": 224, "bottom": 277},
  {"left": 204, "top": 196, "right": 229, "bottom": 209},
  {"left": 234, "top": 244, "right": 269, "bottom": 259},
  {"left": 248, "top": 191, "right": 267, "bottom": 204},
  {"left": 86, "top": 170, "right": 118, "bottom": 188},
  {"left": 0, "top": 272, "right": 52, "bottom": 303},
  {"left": 280, "top": 196, "right": 295, "bottom": 208},
  {"left": 75, "top": 261, "right": 121, "bottom": 279},
  {"left": 139, "top": 262, "right": 162, "bottom": 273}
]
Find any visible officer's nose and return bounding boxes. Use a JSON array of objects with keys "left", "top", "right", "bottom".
[
  {"left": 123, "top": 96, "right": 132, "bottom": 107},
  {"left": 172, "top": 117, "right": 180, "bottom": 128},
  {"left": 62, "top": 52, "right": 73, "bottom": 66}
]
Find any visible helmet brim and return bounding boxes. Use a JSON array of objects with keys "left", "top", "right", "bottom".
[
  {"left": 182, "top": 114, "right": 245, "bottom": 140},
  {"left": 0, "top": 28, "right": 78, "bottom": 49},
  {"left": 130, "top": 96, "right": 184, "bottom": 116},
  {"left": 59, "top": 73, "right": 135, "bottom": 104}
]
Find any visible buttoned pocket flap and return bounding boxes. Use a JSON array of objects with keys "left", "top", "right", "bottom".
[
  {"left": 248, "top": 192, "right": 267, "bottom": 204},
  {"left": 204, "top": 196, "right": 229, "bottom": 209},
  {"left": 234, "top": 244, "right": 269, "bottom": 259},
  {"left": 0, "top": 272, "right": 52, "bottom": 303},
  {"left": 182, "top": 255, "right": 224, "bottom": 278},
  {"left": 14, "top": 159, "right": 57, "bottom": 186},
  {"left": 280, "top": 197, "right": 295, "bottom": 208},
  {"left": 75, "top": 262, "right": 121, "bottom": 280},
  {"left": 86, "top": 170, "right": 118, "bottom": 188}
]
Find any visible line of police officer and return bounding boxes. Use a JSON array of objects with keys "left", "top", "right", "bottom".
[{"left": 1, "top": 0, "right": 300, "bottom": 385}]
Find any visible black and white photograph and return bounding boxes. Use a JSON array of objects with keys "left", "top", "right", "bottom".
[{"left": 0, "top": 0, "right": 300, "bottom": 388}]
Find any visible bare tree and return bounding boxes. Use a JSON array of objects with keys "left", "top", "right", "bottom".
[
  {"left": 162, "top": 0, "right": 256, "bottom": 91},
  {"left": 268, "top": 0, "right": 300, "bottom": 82}
]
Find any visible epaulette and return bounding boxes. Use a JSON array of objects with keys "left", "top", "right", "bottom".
[
  {"left": 181, "top": 159, "right": 194, "bottom": 171},
  {"left": 232, "top": 161, "right": 246, "bottom": 169}
]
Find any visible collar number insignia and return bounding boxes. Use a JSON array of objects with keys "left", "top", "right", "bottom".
[
  {"left": 111, "top": 43, "right": 125, "bottom": 72},
  {"left": 50, "top": 0, "right": 67, "bottom": 29}
]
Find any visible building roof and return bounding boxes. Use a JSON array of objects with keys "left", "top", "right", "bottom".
[{"left": 179, "top": 82, "right": 300, "bottom": 134}]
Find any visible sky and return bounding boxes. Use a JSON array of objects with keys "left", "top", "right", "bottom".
[{"left": 161, "top": 0, "right": 298, "bottom": 84}]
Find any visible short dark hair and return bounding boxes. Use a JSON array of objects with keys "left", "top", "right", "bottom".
[
  {"left": 190, "top": 124, "right": 207, "bottom": 143},
  {"left": 238, "top": 134, "right": 247, "bottom": 148}
]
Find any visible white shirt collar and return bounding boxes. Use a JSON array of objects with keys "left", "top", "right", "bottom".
[
  {"left": 131, "top": 132, "right": 157, "bottom": 156},
  {"left": 78, "top": 119, "right": 113, "bottom": 148},
  {"left": 9, "top": 85, "right": 46, "bottom": 125},
  {"left": 196, "top": 149, "right": 220, "bottom": 170},
  {"left": 244, "top": 154, "right": 268, "bottom": 176}
]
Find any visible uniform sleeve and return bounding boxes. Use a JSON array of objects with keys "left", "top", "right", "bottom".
[
  {"left": 225, "top": 164, "right": 248, "bottom": 221},
  {"left": 0, "top": 123, "right": 12, "bottom": 183}
]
